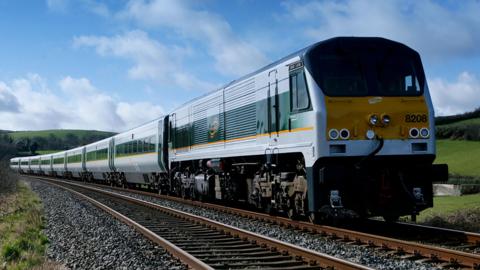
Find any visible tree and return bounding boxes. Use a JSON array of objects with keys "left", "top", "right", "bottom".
[{"left": 30, "top": 142, "right": 39, "bottom": 155}]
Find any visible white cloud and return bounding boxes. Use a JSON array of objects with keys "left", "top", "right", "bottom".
[
  {"left": 46, "top": 0, "right": 69, "bottom": 12},
  {"left": 0, "top": 83, "right": 20, "bottom": 112},
  {"left": 281, "top": 0, "right": 480, "bottom": 61},
  {"left": 46, "top": 0, "right": 110, "bottom": 17},
  {"left": 116, "top": 102, "right": 164, "bottom": 129},
  {"left": 0, "top": 75, "right": 164, "bottom": 132},
  {"left": 74, "top": 30, "right": 215, "bottom": 92},
  {"left": 85, "top": 0, "right": 110, "bottom": 17},
  {"left": 429, "top": 72, "right": 480, "bottom": 116},
  {"left": 122, "top": 0, "right": 269, "bottom": 76}
]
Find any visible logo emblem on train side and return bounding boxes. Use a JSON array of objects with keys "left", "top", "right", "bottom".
[
  {"left": 368, "top": 97, "right": 383, "bottom": 104},
  {"left": 208, "top": 115, "right": 220, "bottom": 140}
]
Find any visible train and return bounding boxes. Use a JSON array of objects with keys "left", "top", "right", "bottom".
[{"left": 10, "top": 37, "right": 448, "bottom": 222}]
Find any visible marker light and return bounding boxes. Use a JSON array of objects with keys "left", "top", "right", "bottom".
[
  {"left": 409, "top": 128, "right": 419, "bottom": 138},
  {"left": 420, "top": 128, "right": 430, "bottom": 138},
  {"left": 381, "top": 114, "right": 391, "bottom": 125},
  {"left": 366, "top": 130, "right": 375, "bottom": 140},
  {"left": 369, "top": 114, "right": 379, "bottom": 126},
  {"left": 329, "top": 129, "right": 339, "bottom": 140},
  {"left": 339, "top": 129, "right": 350, "bottom": 140}
]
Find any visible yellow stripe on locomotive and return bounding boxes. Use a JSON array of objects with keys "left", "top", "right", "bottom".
[{"left": 325, "top": 96, "right": 430, "bottom": 141}]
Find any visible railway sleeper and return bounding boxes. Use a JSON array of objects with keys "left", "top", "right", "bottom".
[
  {"left": 208, "top": 260, "right": 317, "bottom": 270},
  {"left": 186, "top": 247, "right": 268, "bottom": 255},
  {"left": 192, "top": 250, "right": 281, "bottom": 258},
  {"left": 202, "top": 254, "right": 293, "bottom": 263}
]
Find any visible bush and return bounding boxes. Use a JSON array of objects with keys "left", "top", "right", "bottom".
[
  {"left": 435, "top": 107, "right": 480, "bottom": 126},
  {"left": 2, "top": 242, "right": 21, "bottom": 262},
  {"left": 0, "top": 163, "right": 17, "bottom": 195},
  {"left": 423, "top": 208, "right": 480, "bottom": 232},
  {"left": 448, "top": 175, "right": 480, "bottom": 185},
  {"left": 436, "top": 124, "right": 480, "bottom": 141}
]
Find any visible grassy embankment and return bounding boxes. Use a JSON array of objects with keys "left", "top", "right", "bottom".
[
  {"left": 415, "top": 138, "right": 480, "bottom": 230},
  {"left": 417, "top": 193, "right": 480, "bottom": 231},
  {"left": 0, "top": 180, "right": 50, "bottom": 269}
]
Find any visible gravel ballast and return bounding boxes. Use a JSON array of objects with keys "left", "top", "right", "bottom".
[
  {"left": 26, "top": 179, "right": 186, "bottom": 270},
  {"left": 94, "top": 184, "right": 442, "bottom": 270}
]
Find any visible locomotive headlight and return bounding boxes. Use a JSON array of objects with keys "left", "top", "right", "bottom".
[
  {"left": 381, "top": 114, "right": 391, "bottom": 125},
  {"left": 328, "top": 129, "right": 339, "bottom": 140},
  {"left": 420, "top": 128, "right": 430, "bottom": 138},
  {"left": 366, "top": 129, "right": 375, "bottom": 140},
  {"left": 369, "top": 114, "right": 379, "bottom": 126},
  {"left": 409, "top": 128, "right": 419, "bottom": 138},
  {"left": 339, "top": 128, "right": 350, "bottom": 140}
]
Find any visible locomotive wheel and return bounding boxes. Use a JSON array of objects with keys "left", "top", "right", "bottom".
[
  {"left": 253, "top": 188, "right": 262, "bottom": 209},
  {"left": 287, "top": 208, "right": 297, "bottom": 220},
  {"left": 181, "top": 186, "right": 187, "bottom": 199},
  {"left": 308, "top": 212, "right": 316, "bottom": 223},
  {"left": 264, "top": 200, "right": 276, "bottom": 216},
  {"left": 287, "top": 198, "right": 298, "bottom": 220},
  {"left": 190, "top": 186, "right": 197, "bottom": 200}
]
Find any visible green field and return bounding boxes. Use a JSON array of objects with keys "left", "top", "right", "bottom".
[
  {"left": 435, "top": 140, "right": 480, "bottom": 177},
  {"left": 35, "top": 150, "right": 60, "bottom": 155},
  {"left": 9, "top": 129, "right": 115, "bottom": 140},
  {"left": 419, "top": 193, "right": 480, "bottom": 219}
]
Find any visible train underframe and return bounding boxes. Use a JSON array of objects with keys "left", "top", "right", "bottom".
[
  {"left": 308, "top": 155, "right": 448, "bottom": 222},
  {"left": 165, "top": 153, "right": 308, "bottom": 219},
  {"left": 161, "top": 153, "right": 447, "bottom": 222},
  {"left": 48, "top": 153, "right": 448, "bottom": 223}
]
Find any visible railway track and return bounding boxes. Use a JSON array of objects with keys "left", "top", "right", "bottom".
[
  {"left": 35, "top": 177, "right": 371, "bottom": 270},
  {"left": 30, "top": 175, "right": 480, "bottom": 269}
]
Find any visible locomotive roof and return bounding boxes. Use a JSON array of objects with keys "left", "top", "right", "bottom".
[{"left": 170, "top": 36, "right": 413, "bottom": 111}]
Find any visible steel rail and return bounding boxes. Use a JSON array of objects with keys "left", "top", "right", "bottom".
[
  {"left": 395, "top": 221, "right": 480, "bottom": 246},
  {"left": 40, "top": 179, "right": 213, "bottom": 270},
  {"left": 34, "top": 177, "right": 372, "bottom": 270},
  {"left": 30, "top": 175, "right": 480, "bottom": 269}
]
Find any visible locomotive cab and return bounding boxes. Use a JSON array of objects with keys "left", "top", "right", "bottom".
[{"left": 304, "top": 37, "right": 448, "bottom": 221}]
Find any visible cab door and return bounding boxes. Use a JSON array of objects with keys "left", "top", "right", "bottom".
[{"left": 268, "top": 69, "right": 279, "bottom": 143}]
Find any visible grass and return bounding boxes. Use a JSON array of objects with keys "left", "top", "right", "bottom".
[
  {"left": 435, "top": 139, "right": 480, "bottom": 177},
  {"left": 0, "top": 181, "right": 49, "bottom": 269},
  {"left": 418, "top": 193, "right": 480, "bottom": 220},
  {"left": 8, "top": 129, "right": 115, "bottom": 140},
  {"left": 35, "top": 150, "right": 60, "bottom": 155}
]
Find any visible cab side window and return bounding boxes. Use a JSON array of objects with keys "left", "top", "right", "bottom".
[{"left": 290, "top": 69, "right": 310, "bottom": 112}]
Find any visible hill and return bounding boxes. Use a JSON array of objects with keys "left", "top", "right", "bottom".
[
  {"left": 9, "top": 129, "right": 115, "bottom": 141},
  {"left": 9, "top": 129, "right": 116, "bottom": 154},
  {"left": 435, "top": 107, "right": 480, "bottom": 126},
  {"left": 435, "top": 108, "right": 480, "bottom": 141}
]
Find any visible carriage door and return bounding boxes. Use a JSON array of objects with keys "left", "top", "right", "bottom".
[
  {"left": 169, "top": 113, "right": 176, "bottom": 155},
  {"left": 157, "top": 118, "right": 167, "bottom": 172},
  {"left": 108, "top": 138, "right": 115, "bottom": 171},
  {"left": 268, "top": 69, "right": 279, "bottom": 142}
]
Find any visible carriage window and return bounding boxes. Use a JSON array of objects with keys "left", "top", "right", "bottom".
[{"left": 290, "top": 69, "right": 310, "bottom": 112}]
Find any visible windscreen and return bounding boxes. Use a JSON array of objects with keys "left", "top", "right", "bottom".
[{"left": 305, "top": 38, "right": 426, "bottom": 97}]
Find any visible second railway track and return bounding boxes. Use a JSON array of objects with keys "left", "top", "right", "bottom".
[{"left": 36, "top": 177, "right": 371, "bottom": 270}]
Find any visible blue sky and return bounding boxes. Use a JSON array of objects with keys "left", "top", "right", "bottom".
[{"left": 0, "top": 0, "right": 479, "bottom": 131}]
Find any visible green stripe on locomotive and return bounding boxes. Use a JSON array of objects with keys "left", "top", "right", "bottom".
[{"left": 171, "top": 91, "right": 311, "bottom": 149}]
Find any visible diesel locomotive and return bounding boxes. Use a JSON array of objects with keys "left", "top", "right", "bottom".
[{"left": 10, "top": 37, "right": 448, "bottom": 222}]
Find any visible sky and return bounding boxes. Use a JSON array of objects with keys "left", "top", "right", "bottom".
[{"left": 0, "top": 0, "right": 479, "bottom": 132}]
